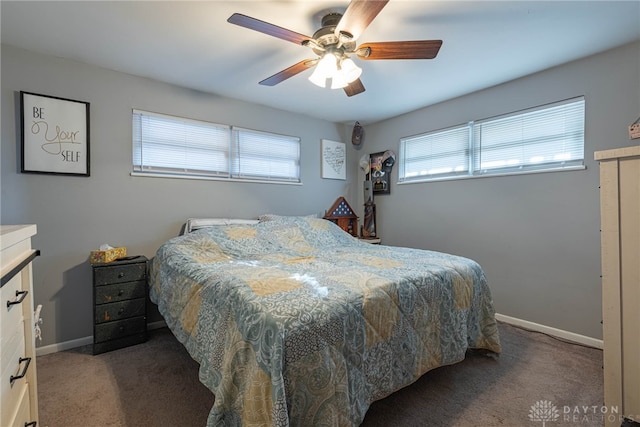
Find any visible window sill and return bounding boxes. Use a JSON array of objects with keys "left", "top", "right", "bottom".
[
  {"left": 130, "top": 171, "right": 303, "bottom": 186},
  {"left": 398, "top": 164, "right": 586, "bottom": 185}
]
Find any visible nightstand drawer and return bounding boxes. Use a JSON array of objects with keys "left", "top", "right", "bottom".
[
  {"left": 94, "top": 316, "right": 146, "bottom": 343},
  {"left": 93, "top": 333, "right": 147, "bottom": 355},
  {"left": 95, "top": 280, "right": 146, "bottom": 305},
  {"left": 94, "top": 262, "right": 146, "bottom": 286},
  {"left": 95, "top": 298, "right": 146, "bottom": 324}
]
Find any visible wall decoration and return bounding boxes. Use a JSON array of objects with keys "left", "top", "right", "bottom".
[
  {"left": 21, "top": 91, "right": 90, "bottom": 176},
  {"left": 630, "top": 116, "right": 640, "bottom": 139},
  {"left": 368, "top": 151, "right": 390, "bottom": 194},
  {"left": 323, "top": 196, "right": 358, "bottom": 237},
  {"left": 321, "top": 139, "right": 346, "bottom": 180},
  {"left": 351, "top": 121, "right": 363, "bottom": 146},
  {"left": 362, "top": 197, "right": 376, "bottom": 238}
]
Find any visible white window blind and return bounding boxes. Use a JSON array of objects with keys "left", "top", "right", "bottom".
[
  {"left": 473, "top": 97, "right": 585, "bottom": 174},
  {"left": 132, "top": 110, "right": 301, "bottom": 183},
  {"left": 398, "top": 96, "right": 585, "bottom": 183},
  {"left": 231, "top": 127, "right": 300, "bottom": 182},
  {"left": 399, "top": 125, "right": 469, "bottom": 181},
  {"left": 133, "top": 110, "right": 230, "bottom": 177}
]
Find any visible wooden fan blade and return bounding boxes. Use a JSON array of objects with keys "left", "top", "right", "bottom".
[
  {"left": 227, "top": 13, "right": 311, "bottom": 45},
  {"left": 358, "top": 40, "right": 443, "bottom": 60},
  {"left": 335, "top": 0, "right": 389, "bottom": 41},
  {"left": 259, "top": 59, "right": 317, "bottom": 86},
  {"left": 344, "top": 78, "right": 365, "bottom": 97}
]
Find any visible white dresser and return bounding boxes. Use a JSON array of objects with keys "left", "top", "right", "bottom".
[
  {"left": 595, "top": 146, "right": 640, "bottom": 425},
  {"left": 1, "top": 225, "right": 39, "bottom": 427}
]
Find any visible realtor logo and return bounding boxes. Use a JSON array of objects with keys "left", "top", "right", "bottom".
[{"left": 529, "top": 400, "right": 560, "bottom": 426}]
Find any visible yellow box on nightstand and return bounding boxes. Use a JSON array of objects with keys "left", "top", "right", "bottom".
[{"left": 89, "top": 247, "right": 126, "bottom": 264}]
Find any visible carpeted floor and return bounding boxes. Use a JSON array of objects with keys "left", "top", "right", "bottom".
[{"left": 37, "top": 322, "right": 605, "bottom": 427}]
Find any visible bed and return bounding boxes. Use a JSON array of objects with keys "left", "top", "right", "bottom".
[{"left": 149, "top": 215, "right": 501, "bottom": 426}]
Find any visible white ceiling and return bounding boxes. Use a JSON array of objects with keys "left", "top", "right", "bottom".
[{"left": 2, "top": 1, "right": 639, "bottom": 125}]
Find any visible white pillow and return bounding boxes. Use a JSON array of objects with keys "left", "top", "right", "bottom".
[
  {"left": 258, "top": 213, "right": 318, "bottom": 222},
  {"left": 184, "top": 218, "right": 258, "bottom": 233}
]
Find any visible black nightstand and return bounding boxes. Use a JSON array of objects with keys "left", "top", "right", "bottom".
[{"left": 91, "top": 255, "right": 148, "bottom": 354}]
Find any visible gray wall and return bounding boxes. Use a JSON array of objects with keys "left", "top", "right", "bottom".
[
  {"left": 357, "top": 41, "right": 640, "bottom": 340},
  {"left": 1, "top": 45, "right": 358, "bottom": 348}
]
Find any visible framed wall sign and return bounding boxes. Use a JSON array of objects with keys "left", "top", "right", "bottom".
[
  {"left": 321, "top": 139, "right": 346, "bottom": 180},
  {"left": 20, "top": 91, "right": 90, "bottom": 176},
  {"left": 368, "top": 151, "right": 390, "bottom": 194}
]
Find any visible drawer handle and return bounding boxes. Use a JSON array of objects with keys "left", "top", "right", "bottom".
[
  {"left": 118, "top": 272, "right": 125, "bottom": 278},
  {"left": 10, "top": 357, "right": 31, "bottom": 385},
  {"left": 25, "top": 422, "right": 37, "bottom": 427},
  {"left": 117, "top": 289, "right": 124, "bottom": 296},
  {"left": 118, "top": 307, "right": 125, "bottom": 315},
  {"left": 7, "top": 290, "right": 28, "bottom": 308}
]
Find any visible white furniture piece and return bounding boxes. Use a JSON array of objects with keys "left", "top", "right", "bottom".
[
  {"left": 595, "top": 146, "right": 640, "bottom": 426},
  {"left": 1, "top": 224, "right": 39, "bottom": 427}
]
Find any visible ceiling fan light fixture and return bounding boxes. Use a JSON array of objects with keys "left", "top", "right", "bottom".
[
  {"left": 308, "top": 53, "right": 339, "bottom": 88},
  {"left": 228, "top": 2, "right": 442, "bottom": 98},
  {"left": 330, "top": 73, "right": 349, "bottom": 89},
  {"left": 308, "top": 68, "right": 328, "bottom": 88},
  {"left": 340, "top": 58, "right": 362, "bottom": 82},
  {"left": 331, "top": 58, "right": 361, "bottom": 89}
]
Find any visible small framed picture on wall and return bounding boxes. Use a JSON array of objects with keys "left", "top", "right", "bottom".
[
  {"left": 20, "top": 91, "right": 90, "bottom": 176},
  {"left": 321, "top": 139, "right": 346, "bottom": 180},
  {"left": 368, "top": 151, "right": 390, "bottom": 194}
]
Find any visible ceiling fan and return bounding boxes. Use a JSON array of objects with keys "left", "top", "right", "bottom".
[{"left": 227, "top": 0, "right": 442, "bottom": 97}]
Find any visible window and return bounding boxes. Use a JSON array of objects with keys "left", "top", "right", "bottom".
[
  {"left": 132, "top": 110, "right": 230, "bottom": 177},
  {"left": 399, "top": 125, "right": 470, "bottom": 181},
  {"left": 231, "top": 127, "right": 300, "bottom": 182},
  {"left": 399, "top": 97, "right": 585, "bottom": 183},
  {"left": 132, "top": 110, "right": 300, "bottom": 183}
]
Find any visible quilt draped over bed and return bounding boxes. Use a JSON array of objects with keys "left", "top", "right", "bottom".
[{"left": 149, "top": 216, "right": 501, "bottom": 427}]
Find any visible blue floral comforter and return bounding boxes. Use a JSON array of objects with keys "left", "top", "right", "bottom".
[{"left": 149, "top": 216, "right": 501, "bottom": 426}]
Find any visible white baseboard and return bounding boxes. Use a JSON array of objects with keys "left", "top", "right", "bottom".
[
  {"left": 36, "top": 320, "right": 168, "bottom": 356},
  {"left": 495, "top": 313, "right": 603, "bottom": 349},
  {"left": 36, "top": 336, "right": 93, "bottom": 356}
]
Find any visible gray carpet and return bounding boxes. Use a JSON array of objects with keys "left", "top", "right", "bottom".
[{"left": 37, "top": 322, "right": 604, "bottom": 427}]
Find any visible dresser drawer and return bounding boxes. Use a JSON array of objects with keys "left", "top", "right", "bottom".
[
  {"left": 1, "top": 275, "right": 26, "bottom": 341},
  {"left": 94, "top": 316, "right": 146, "bottom": 343},
  {"left": 1, "top": 323, "right": 25, "bottom": 376},
  {"left": 94, "top": 262, "right": 146, "bottom": 286},
  {"left": 8, "top": 383, "right": 32, "bottom": 427},
  {"left": 1, "top": 344, "right": 31, "bottom": 427},
  {"left": 95, "top": 298, "right": 146, "bottom": 324},
  {"left": 95, "top": 280, "right": 146, "bottom": 305}
]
